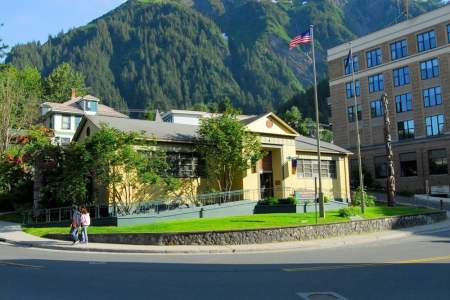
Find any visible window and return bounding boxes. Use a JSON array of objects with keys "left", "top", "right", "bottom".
[
  {"left": 75, "top": 116, "right": 82, "bottom": 128},
  {"left": 344, "top": 55, "right": 359, "bottom": 75},
  {"left": 400, "top": 152, "right": 417, "bottom": 177},
  {"left": 49, "top": 115, "right": 54, "bottom": 129},
  {"left": 297, "top": 159, "right": 336, "bottom": 178},
  {"left": 368, "top": 74, "right": 384, "bottom": 93},
  {"left": 393, "top": 66, "right": 410, "bottom": 87},
  {"left": 395, "top": 93, "right": 412, "bottom": 113},
  {"left": 417, "top": 30, "right": 436, "bottom": 52},
  {"left": 420, "top": 58, "right": 439, "bottom": 80},
  {"left": 366, "top": 48, "right": 382, "bottom": 68},
  {"left": 370, "top": 99, "right": 383, "bottom": 118},
  {"left": 86, "top": 101, "right": 97, "bottom": 112},
  {"left": 86, "top": 127, "right": 91, "bottom": 137},
  {"left": 166, "top": 152, "right": 204, "bottom": 178},
  {"left": 390, "top": 40, "right": 408, "bottom": 60},
  {"left": 429, "top": 149, "right": 448, "bottom": 175},
  {"left": 345, "top": 80, "right": 360, "bottom": 98},
  {"left": 374, "top": 156, "right": 388, "bottom": 179},
  {"left": 423, "top": 86, "right": 442, "bottom": 107},
  {"left": 448, "top": 24, "right": 450, "bottom": 43},
  {"left": 347, "top": 104, "right": 361, "bottom": 123},
  {"left": 61, "top": 115, "right": 71, "bottom": 130},
  {"left": 426, "top": 114, "right": 445, "bottom": 136},
  {"left": 397, "top": 120, "right": 415, "bottom": 140}
]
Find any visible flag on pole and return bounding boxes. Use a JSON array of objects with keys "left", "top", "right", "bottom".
[
  {"left": 289, "top": 30, "right": 312, "bottom": 49},
  {"left": 344, "top": 48, "right": 352, "bottom": 70}
]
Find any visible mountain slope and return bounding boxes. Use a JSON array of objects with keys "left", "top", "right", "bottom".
[{"left": 5, "top": 0, "right": 444, "bottom": 115}]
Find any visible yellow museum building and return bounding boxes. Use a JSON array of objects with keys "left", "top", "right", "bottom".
[{"left": 73, "top": 110, "right": 352, "bottom": 203}]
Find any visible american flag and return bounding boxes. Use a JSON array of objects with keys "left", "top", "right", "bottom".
[{"left": 289, "top": 30, "right": 312, "bottom": 49}]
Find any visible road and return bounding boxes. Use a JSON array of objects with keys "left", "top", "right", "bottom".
[{"left": 1, "top": 226, "right": 450, "bottom": 300}]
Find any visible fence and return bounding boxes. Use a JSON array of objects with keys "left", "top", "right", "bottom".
[
  {"left": 22, "top": 204, "right": 112, "bottom": 226},
  {"left": 22, "top": 187, "right": 317, "bottom": 225},
  {"left": 115, "top": 187, "right": 297, "bottom": 216}
]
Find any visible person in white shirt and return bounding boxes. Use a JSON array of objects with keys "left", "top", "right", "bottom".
[{"left": 80, "top": 207, "right": 91, "bottom": 244}]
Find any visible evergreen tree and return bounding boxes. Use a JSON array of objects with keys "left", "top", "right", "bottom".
[
  {"left": 0, "top": 23, "right": 7, "bottom": 59},
  {"left": 44, "top": 63, "right": 87, "bottom": 102},
  {"left": 4, "top": 0, "right": 443, "bottom": 115}
]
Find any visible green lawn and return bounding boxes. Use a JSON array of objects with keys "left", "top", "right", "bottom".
[
  {"left": 23, "top": 205, "right": 436, "bottom": 237},
  {"left": 0, "top": 212, "right": 23, "bottom": 223}
]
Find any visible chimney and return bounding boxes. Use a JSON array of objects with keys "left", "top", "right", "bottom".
[{"left": 71, "top": 88, "right": 77, "bottom": 99}]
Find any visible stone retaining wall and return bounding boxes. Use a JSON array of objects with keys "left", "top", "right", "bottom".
[{"left": 45, "top": 211, "right": 447, "bottom": 246}]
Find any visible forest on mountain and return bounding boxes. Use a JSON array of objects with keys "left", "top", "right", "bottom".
[{"left": 5, "top": 0, "right": 444, "bottom": 120}]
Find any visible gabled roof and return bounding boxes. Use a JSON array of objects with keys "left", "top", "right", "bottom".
[
  {"left": 295, "top": 135, "right": 352, "bottom": 155},
  {"left": 243, "top": 112, "right": 299, "bottom": 136},
  {"left": 73, "top": 113, "right": 351, "bottom": 155},
  {"left": 162, "top": 109, "right": 257, "bottom": 121},
  {"left": 41, "top": 95, "right": 128, "bottom": 119},
  {"left": 74, "top": 115, "right": 198, "bottom": 143}
]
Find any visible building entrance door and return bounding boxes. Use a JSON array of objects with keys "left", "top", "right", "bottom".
[
  {"left": 260, "top": 150, "right": 274, "bottom": 199},
  {"left": 260, "top": 173, "right": 274, "bottom": 199}
]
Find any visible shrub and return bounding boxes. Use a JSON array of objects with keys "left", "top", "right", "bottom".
[
  {"left": 266, "top": 197, "right": 279, "bottom": 205},
  {"left": 339, "top": 206, "right": 361, "bottom": 217},
  {"left": 258, "top": 197, "right": 279, "bottom": 205},
  {"left": 279, "top": 197, "right": 297, "bottom": 205},
  {"left": 352, "top": 188, "right": 376, "bottom": 207},
  {"left": 323, "top": 195, "right": 330, "bottom": 203}
]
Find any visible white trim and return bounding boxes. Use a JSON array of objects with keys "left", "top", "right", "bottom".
[
  {"left": 327, "top": 5, "right": 450, "bottom": 61},
  {"left": 330, "top": 44, "right": 450, "bottom": 87}
]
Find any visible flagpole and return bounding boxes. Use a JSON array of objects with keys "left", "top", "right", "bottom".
[
  {"left": 349, "top": 41, "right": 365, "bottom": 213},
  {"left": 310, "top": 24, "right": 325, "bottom": 218}
]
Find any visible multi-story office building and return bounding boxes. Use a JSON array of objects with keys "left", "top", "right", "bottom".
[{"left": 327, "top": 5, "right": 450, "bottom": 193}]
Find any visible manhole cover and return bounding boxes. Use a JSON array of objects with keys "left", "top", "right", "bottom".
[
  {"left": 297, "top": 292, "right": 348, "bottom": 300},
  {"left": 309, "top": 294, "right": 339, "bottom": 300}
]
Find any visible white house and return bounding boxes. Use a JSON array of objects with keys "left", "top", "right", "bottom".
[{"left": 40, "top": 94, "right": 128, "bottom": 144}]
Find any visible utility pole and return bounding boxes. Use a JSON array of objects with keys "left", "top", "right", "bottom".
[
  {"left": 348, "top": 42, "right": 365, "bottom": 213},
  {"left": 381, "top": 93, "right": 396, "bottom": 206},
  {"left": 310, "top": 25, "right": 325, "bottom": 218}
]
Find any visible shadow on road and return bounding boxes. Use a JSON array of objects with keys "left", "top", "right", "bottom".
[{"left": 1, "top": 258, "right": 450, "bottom": 300}]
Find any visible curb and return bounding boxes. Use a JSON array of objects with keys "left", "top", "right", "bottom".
[{"left": 2, "top": 222, "right": 450, "bottom": 254}]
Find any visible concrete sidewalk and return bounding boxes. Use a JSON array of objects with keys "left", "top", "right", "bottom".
[{"left": 0, "top": 219, "right": 449, "bottom": 254}]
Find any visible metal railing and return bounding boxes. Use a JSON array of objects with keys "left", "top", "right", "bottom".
[
  {"left": 22, "top": 187, "right": 324, "bottom": 224},
  {"left": 116, "top": 187, "right": 297, "bottom": 216},
  {"left": 22, "top": 204, "right": 111, "bottom": 225}
]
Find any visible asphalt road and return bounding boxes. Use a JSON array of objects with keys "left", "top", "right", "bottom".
[{"left": 1, "top": 227, "right": 450, "bottom": 300}]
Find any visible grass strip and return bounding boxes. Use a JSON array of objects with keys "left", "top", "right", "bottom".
[{"left": 22, "top": 205, "right": 437, "bottom": 237}]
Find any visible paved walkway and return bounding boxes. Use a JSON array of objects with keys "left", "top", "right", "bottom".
[{"left": 1, "top": 217, "right": 449, "bottom": 254}]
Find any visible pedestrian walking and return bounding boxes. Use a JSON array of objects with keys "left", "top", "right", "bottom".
[
  {"left": 70, "top": 206, "right": 81, "bottom": 245},
  {"left": 80, "top": 207, "right": 91, "bottom": 244}
]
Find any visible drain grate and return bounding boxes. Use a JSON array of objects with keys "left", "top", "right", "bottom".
[{"left": 297, "top": 292, "right": 348, "bottom": 300}]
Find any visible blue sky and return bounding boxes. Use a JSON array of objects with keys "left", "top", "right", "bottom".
[{"left": 0, "top": 0, "right": 126, "bottom": 50}]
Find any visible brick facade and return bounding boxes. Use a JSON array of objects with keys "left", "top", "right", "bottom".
[{"left": 328, "top": 6, "right": 450, "bottom": 193}]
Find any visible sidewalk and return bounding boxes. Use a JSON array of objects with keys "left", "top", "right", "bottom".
[{"left": 0, "top": 218, "right": 449, "bottom": 254}]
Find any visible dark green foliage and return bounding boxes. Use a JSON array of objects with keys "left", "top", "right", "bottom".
[
  {"left": 280, "top": 79, "right": 330, "bottom": 124},
  {"left": 352, "top": 187, "right": 376, "bottom": 207},
  {"left": 197, "top": 107, "right": 263, "bottom": 192},
  {"left": 259, "top": 196, "right": 279, "bottom": 206},
  {"left": 44, "top": 63, "right": 87, "bottom": 102},
  {"left": 279, "top": 197, "right": 297, "bottom": 205},
  {"left": 5, "top": 0, "right": 442, "bottom": 115},
  {"left": 338, "top": 206, "right": 360, "bottom": 217},
  {"left": 0, "top": 23, "right": 7, "bottom": 59}
]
